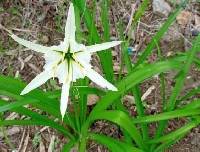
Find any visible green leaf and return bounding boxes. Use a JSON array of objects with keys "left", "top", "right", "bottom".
[
  {"left": 154, "top": 134, "right": 185, "bottom": 152},
  {"left": 154, "top": 34, "right": 200, "bottom": 142},
  {"left": 46, "top": 86, "right": 105, "bottom": 99},
  {"left": 89, "top": 133, "right": 144, "bottom": 152},
  {"left": 149, "top": 120, "right": 200, "bottom": 144},
  {"left": 0, "top": 98, "right": 38, "bottom": 113},
  {"left": 73, "top": 0, "right": 115, "bottom": 81},
  {"left": 134, "top": 3, "right": 184, "bottom": 67},
  {"left": 178, "top": 87, "right": 200, "bottom": 104},
  {"left": 118, "top": 0, "right": 150, "bottom": 140},
  {"left": 62, "top": 139, "right": 78, "bottom": 152},
  {"left": 0, "top": 75, "right": 61, "bottom": 119},
  {"left": 80, "top": 57, "right": 189, "bottom": 152},
  {"left": 0, "top": 99, "right": 74, "bottom": 139},
  {"left": 92, "top": 59, "right": 183, "bottom": 113},
  {"left": 132, "top": 109, "right": 200, "bottom": 124},
  {"left": 89, "top": 110, "right": 146, "bottom": 150},
  {"left": 100, "top": 0, "right": 114, "bottom": 81},
  {"left": 0, "top": 119, "right": 73, "bottom": 138}
]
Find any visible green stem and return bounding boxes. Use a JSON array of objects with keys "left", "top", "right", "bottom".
[
  {"left": 79, "top": 120, "right": 90, "bottom": 152},
  {"left": 154, "top": 39, "right": 166, "bottom": 108}
]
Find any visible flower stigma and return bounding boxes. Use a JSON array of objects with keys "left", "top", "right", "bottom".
[{"left": 64, "top": 51, "right": 74, "bottom": 60}]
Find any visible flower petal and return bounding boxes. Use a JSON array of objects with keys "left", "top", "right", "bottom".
[
  {"left": 70, "top": 41, "right": 86, "bottom": 53},
  {"left": 60, "top": 64, "right": 73, "bottom": 119},
  {"left": 86, "top": 41, "right": 122, "bottom": 53},
  {"left": 74, "top": 51, "right": 91, "bottom": 66},
  {"left": 11, "top": 34, "right": 52, "bottom": 54},
  {"left": 43, "top": 51, "right": 62, "bottom": 71},
  {"left": 74, "top": 54, "right": 117, "bottom": 91},
  {"left": 71, "top": 61, "right": 85, "bottom": 81},
  {"left": 60, "top": 82, "right": 70, "bottom": 120},
  {"left": 49, "top": 42, "right": 67, "bottom": 52},
  {"left": 64, "top": 3, "right": 76, "bottom": 43},
  {"left": 85, "top": 67, "right": 117, "bottom": 91},
  {"left": 20, "top": 70, "right": 52, "bottom": 95},
  {"left": 56, "top": 61, "right": 68, "bottom": 84}
]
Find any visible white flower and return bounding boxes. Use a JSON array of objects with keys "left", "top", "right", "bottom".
[{"left": 10, "top": 3, "right": 121, "bottom": 119}]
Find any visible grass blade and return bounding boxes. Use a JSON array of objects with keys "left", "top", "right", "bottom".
[
  {"left": 89, "top": 110, "right": 146, "bottom": 150},
  {"left": 154, "top": 35, "right": 200, "bottom": 143},
  {"left": 0, "top": 99, "right": 74, "bottom": 139},
  {"left": 73, "top": 0, "right": 116, "bottom": 81},
  {"left": 92, "top": 59, "right": 183, "bottom": 113},
  {"left": 134, "top": 3, "right": 184, "bottom": 67},
  {"left": 149, "top": 119, "right": 200, "bottom": 144},
  {"left": 89, "top": 133, "right": 144, "bottom": 152}
]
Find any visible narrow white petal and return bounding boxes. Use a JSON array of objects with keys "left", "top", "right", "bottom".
[
  {"left": 20, "top": 70, "right": 52, "bottom": 95},
  {"left": 56, "top": 61, "right": 68, "bottom": 84},
  {"left": 11, "top": 34, "right": 52, "bottom": 54},
  {"left": 60, "top": 82, "right": 70, "bottom": 120},
  {"left": 71, "top": 61, "right": 85, "bottom": 81},
  {"left": 74, "top": 52, "right": 91, "bottom": 66},
  {"left": 44, "top": 51, "right": 62, "bottom": 61},
  {"left": 60, "top": 64, "right": 73, "bottom": 119},
  {"left": 73, "top": 54, "right": 117, "bottom": 91},
  {"left": 70, "top": 41, "right": 86, "bottom": 53},
  {"left": 86, "top": 41, "right": 122, "bottom": 53},
  {"left": 49, "top": 43, "right": 67, "bottom": 52},
  {"left": 64, "top": 3, "right": 76, "bottom": 43},
  {"left": 85, "top": 67, "right": 117, "bottom": 91},
  {"left": 43, "top": 51, "right": 62, "bottom": 70},
  {"left": 52, "top": 41, "right": 69, "bottom": 53}
]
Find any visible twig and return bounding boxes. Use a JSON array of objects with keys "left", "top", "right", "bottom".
[
  {"left": 0, "top": 24, "right": 12, "bottom": 35},
  {"left": 124, "top": 3, "right": 137, "bottom": 34}
]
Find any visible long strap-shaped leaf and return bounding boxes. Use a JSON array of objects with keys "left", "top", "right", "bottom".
[
  {"left": 149, "top": 118, "right": 200, "bottom": 144},
  {"left": 0, "top": 76, "right": 61, "bottom": 118},
  {"left": 132, "top": 109, "right": 200, "bottom": 124},
  {"left": 79, "top": 58, "right": 185, "bottom": 151},
  {"left": 92, "top": 59, "right": 183, "bottom": 113},
  {"left": 89, "top": 133, "right": 144, "bottom": 152},
  {"left": 0, "top": 99, "right": 74, "bottom": 140},
  {"left": 118, "top": 0, "right": 150, "bottom": 139},
  {"left": 0, "top": 119, "right": 76, "bottom": 140},
  {"left": 89, "top": 110, "right": 145, "bottom": 149},
  {"left": 73, "top": 0, "right": 114, "bottom": 81},
  {"left": 134, "top": 1, "right": 186, "bottom": 67},
  {"left": 0, "top": 95, "right": 38, "bottom": 113},
  {"left": 154, "top": 35, "right": 200, "bottom": 140}
]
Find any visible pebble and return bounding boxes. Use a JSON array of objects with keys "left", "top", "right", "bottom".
[
  {"left": 191, "top": 29, "right": 200, "bottom": 36},
  {"left": 87, "top": 95, "right": 99, "bottom": 106},
  {"left": 153, "top": 0, "right": 172, "bottom": 17},
  {"left": 41, "top": 35, "right": 49, "bottom": 44},
  {"left": 176, "top": 11, "right": 192, "bottom": 27}
]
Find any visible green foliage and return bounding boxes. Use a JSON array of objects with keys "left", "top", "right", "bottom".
[{"left": 1, "top": 0, "right": 200, "bottom": 152}]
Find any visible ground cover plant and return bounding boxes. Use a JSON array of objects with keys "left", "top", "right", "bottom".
[{"left": 0, "top": 0, "right": 200, "bottom": 151}]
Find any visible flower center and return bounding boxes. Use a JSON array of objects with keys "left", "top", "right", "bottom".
[{"left": 64, "top": 52, "right": 73, "bottom": 60}]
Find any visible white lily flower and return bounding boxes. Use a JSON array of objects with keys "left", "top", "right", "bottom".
[{"left": 10, "top": 3, "right": 121, "bottom": 119}]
